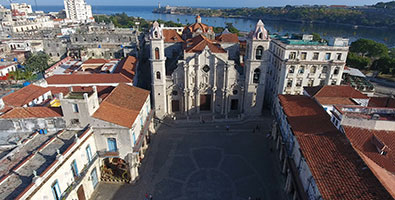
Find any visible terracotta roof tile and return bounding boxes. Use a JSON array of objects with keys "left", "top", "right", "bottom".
[
  {"left": 46, "top": 86, "right": 114, "bottom": 100},
  {"left": 304, "top": 85, "right": 368, "bottom": 99},
  {"left": 278, "top": 95, "right": 392, "bottom": 199},
  {"left": 163, "top": 29, "right": 184, "bottom": 43},
  {"left": 83, "top": 59, "right": 109, "bottom": 64},
  {"left": 315, "top": 97, "right": 358, "bottom": 105},
  {"left": 184, "top": 22, "right": 213, "bottom": 33},
  {"left": 0, "top": 107, "right": 63, "bottom": 119},
  {"left": 368, "top": 97, "right": 395, "bottom": 108},
  {"left": 45, "top": 74, "right": 132, "bottom": 85},
  {"left": 215, "top": 33, "right": 239, "bottom": 43},
  {"left": 185, "top": 35, "right": 226, "bottom": 54},
  {"left": 2, "top": 85, "right": 50, "bottom": 107},
  {"left": 92, "top": 84, "right": 150, "bottom": 128},
  {"left": 113, "top": 56, "right": 137, "bottom": 80},
  {"left": 343, "top": 126, "right": 395, "bottom": 173}
]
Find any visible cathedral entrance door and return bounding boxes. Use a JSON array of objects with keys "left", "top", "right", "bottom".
[
  {"left": 230, "top": 99, "right": 239, "bottom": 111},
  {"left": 200, "top": 94, "right": 211, "bottom": 111},
  {"left": 172, "top": 100, "right": 180, "bottom": 112}
]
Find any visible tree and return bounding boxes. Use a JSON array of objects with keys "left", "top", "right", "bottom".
[
  {"left": 225, "top": 23, "right": 239, "bottom": 34},
  {"left": 346, "top": 52, "right": 371, "bottom": 70},
  {"left": 349, "top": 39, "right": 388, "bottom": 58},
  {"left": 8, "top": 69, "right": 36, "bottom": 81},
  {"left": 24, "top": 52, "right": 50, "bottom": 75},
  {"left": 371, "top": 56, "right": 395, "bottom": 74}
]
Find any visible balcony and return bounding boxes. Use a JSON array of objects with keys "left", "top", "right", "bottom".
[
  {"left": 98, "top": 150, "right": 120, "bottom": 158},
  {"left": 60, "top": 153, "right": 98, "bottom": 200}
]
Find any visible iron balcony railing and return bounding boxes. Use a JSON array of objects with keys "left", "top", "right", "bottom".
[{"left": 60, "top": 153, "right": 99, "bottom": 200}]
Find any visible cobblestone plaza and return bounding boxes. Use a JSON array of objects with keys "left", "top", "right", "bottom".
[{"left": 91, "top": 116, "right": 289, "bottom": 200}]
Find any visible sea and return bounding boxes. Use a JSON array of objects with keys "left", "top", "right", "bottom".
[{"left": 38, "top": 5, "right": 395, "bottom": 47}]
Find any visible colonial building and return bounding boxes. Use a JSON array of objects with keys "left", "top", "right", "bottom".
[
  {"left": 149, "top": 17, "right": 269, "bottom": 119},
  {"left": 265, "top": 34, "right": 349, "bottom": 107}
]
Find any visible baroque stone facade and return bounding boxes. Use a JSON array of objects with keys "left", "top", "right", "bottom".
[{"left": 150, "top": 17, "right": 269, "bottom": 119}]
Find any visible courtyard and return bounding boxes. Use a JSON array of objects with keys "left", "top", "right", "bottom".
[{"left": 91, "top": 115, "right": 289, "bottom": 200}]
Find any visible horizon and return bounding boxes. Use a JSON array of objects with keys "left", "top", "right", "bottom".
[{"left": 0, "top": 0, "right": 394, "bottom": 8}]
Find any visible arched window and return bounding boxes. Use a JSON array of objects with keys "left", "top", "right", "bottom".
[
  {"left": 154, "top": 31, "right": 158, "bottom": 38},
  {"left": 322, "top": 66, "right": 328, "bottom": 73},
  {"left": 258, "top": 32, "right": 263, "bottom": 40},
  {"left": 310, "top": 66, "right": 317, "bottom": 74},
  {"left": 156, "top": 71, "right": 161, "bottom": 80},
  {"left": 155, "top": 48, "right": 160, "bottom": 60},
  {"left": 255, "top": 46, "right": 264, "bottom": 60},
  {"left": 253, "top": 68, "right": 261, "bottom": 83},
  {"left": 334, "top": 67, "right": 340, "bottom": 75}
]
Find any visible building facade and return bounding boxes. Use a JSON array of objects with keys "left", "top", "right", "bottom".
[
  {"left": 63, "top": 0, "right": 93, "bottom": 23},
  {"left": 265, "top": 35, "right": 349, "bottom": 107},
  {"left": 149, "top": 18, "right": 269, "bottom": 119}
]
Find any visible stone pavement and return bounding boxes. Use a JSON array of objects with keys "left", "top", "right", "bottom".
[{"left": 91, "top": 116, "right": 290, "bottom": 200}]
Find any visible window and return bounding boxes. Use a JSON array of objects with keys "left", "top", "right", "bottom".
[
  {"left": 289, "top": 52, "right": 296, "bottom": 60},
  {"left": 308, "top": 79, "right": 314, "bottom": 86},
  {"left": 156, "top": 71, "right": 161, "bottom": 79},
  {"left": 203, "top": 65, "right": 210, "bottom": 72},
  {"left": 86, "top": 145, "right": 92, "bottom": 162},
  {"left": 320, "top": 79, "right": 325, "bottom": 85},
  {"left": 336, "top": 53, "right": 342, "bottom": 60},
  {"left": 107, "top": 138, "right": 117, "bottom": 152},
  {"left": 322, "top": 66, "right": 328, "bottom": 73},
  {"left": 325, "top": 53, "right": 331, "bottom": 60},
  {"left": 172, "top": 90, "right": 178, "bottom": 95},
  {"left": 132, "top": 132, "right": 136, "bottom": 145},
  {"left": 296, "top": 79, "right": 302, "bottom": 87},
  {"left": 155, "top": 47, "right": 160, "bottom": 59},
  {"left": 154, "top": 31, "right": 158, "bottom": 38},
  {"left": 331, "top": 80, "right": 337, "bottom": 85},
  {"left": 298, "top": 66, "right": 305, "bottom": 74},
  {"left": 287, "top": 79, "right": 293, "bottom": 88},
  {"left": 91, "top": 168, "right": 99, "bottom": 188},
  {"left": 253, "top": 68, "right": 261, "bottom": 83},
  {"left": 334, "top": 67, "right": 340, "bottom": 75},
  {"left": 301, "top": 52, "right": 307, "bottom": 60},
  {"left": 310, "top": 66, "right": 317, "bottom": 74},
  {"left": 232, "top": 90, "right": 238, "bottom": 95},
  {"left": 72, "top": 103, "right": 79, "bottom": 113},
  {"left": 289, "top": 66, "right": 295, "bottom": 74},
  {"left": 256, "top": 46, "right": 264, "bottom": 60},
  {"left": 71, "top": 160, "right": 79, "bottom": 178},
  {"left": 51, "top": 180, "right": 62, "bottom": 200},
  {"left": 71, "top": 119, "right": 80, "bottom": 125}
]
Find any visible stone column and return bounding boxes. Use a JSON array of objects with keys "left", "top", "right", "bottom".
[
  {"left": 196, "top": 89, "right": 200, "bottom": 114},
  {"left": 212, "top": 87, "right": 216, "bottom": 114}
]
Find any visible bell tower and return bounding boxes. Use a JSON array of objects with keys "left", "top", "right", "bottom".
[
  {"left": 243, "top": 20, "right": 270, "bottom": 116},
  {"left": 149, "top": 21, "right": 167, "bottom": 119}
]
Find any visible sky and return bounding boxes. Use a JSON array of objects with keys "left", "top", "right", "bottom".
[{"left": 0, "top": 0, "right": 393, "bottom": 7}]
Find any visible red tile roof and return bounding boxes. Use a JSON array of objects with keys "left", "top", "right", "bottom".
[
  {"left": 185, "top": 35, "right": 226, "bottom": 54},
  {"left": 46, "top": 86, "right": 114, "bottom": 100},
  {"left": 83, "top": 59, "right": 109, "bottom": 64},
  {"left": 0, "top": 107, "right": 63, "bottom": 119},
  {"left": 368, "top": 97, "right": 395, "bottom": 108},
  {"left": 163, "top": 29, "right": 184, "bottom": 43},
  {"left": 184, "top": 22, "right": 213, "bottom": 33},
  {"left": 278, "top": 95, "right": 392, "bottom": 200},
  {"left": 113, "top": 56, "right": 137, "bottom": 80},
  {"left": 2, "top": 85, "right": 50, "bottom": 107},
  {"left": 315, "top": 97, "right": 358, "bottom": 106},
  {"left": 92, "top": 84, "right": 150, "bottom": 128},
  {"left": 45, "top": 74, "right": 132, "bottom": 85},
  {"left": 343, "top": 126, "right": 395, "bottom": 173},
  {"left": 305, "top": 85, "right": 368, "bottom": 99},
  {"left": 215, "top": 33, "right": 239, "bottom": 43}
]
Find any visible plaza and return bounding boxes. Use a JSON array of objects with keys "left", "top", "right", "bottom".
[{"left": 91, "top": 115, "right": 290, "bottom": 200}]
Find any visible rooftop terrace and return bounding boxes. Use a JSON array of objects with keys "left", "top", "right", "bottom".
[{"left": 0, "top": 129, "right": 89, "bottom": 199}]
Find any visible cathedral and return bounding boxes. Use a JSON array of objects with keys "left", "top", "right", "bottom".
[{"left": 149, "top": 16, "right": 269, "bottom": 119}]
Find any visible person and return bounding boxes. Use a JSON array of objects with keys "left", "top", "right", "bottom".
[
  {"left": 226, "top": 125, "right": 230, "bottom": 131},
  {"left": 149, "top": 194, "right": 153, "bottom": 200}
]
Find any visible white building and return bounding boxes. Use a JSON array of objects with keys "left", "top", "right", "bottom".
[
  {"left": 64, "top": 0, "right": 93, "bottom": 23},
  {"left": 265, "top": 35, "right": 349, "bottom": 107},
  {"left": 10, "top": 3, "right": 33, "bottom": 15}
]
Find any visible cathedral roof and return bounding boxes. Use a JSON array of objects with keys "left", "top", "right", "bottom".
[
  {"left": 185, "top": 35, "right": 226, "bottom": 53},
  {"left": 215, "top": 32, "right": 239, "bottom": 43},
  {"left": 163, "top": 29, "right": 184, "bottom": 43},
  {"left": 184, "top": 21, "right": 213, "bottom": 34}
]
